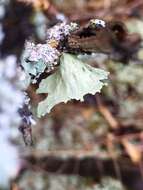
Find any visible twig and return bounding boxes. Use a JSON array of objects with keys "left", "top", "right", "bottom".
[{"left": 95, "top": 94, "right": 119, "bottom": 129}]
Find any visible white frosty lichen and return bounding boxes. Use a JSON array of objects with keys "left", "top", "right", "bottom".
[
  {"left": 46, "top": 22, "right": 79, "bottom": 42},
  {"left": 22, "top": 22, "right": 79, "bottom": 80},
  {"left": 25, "top": 41, "right": 60, "bottom": 63},
  {"left": 90, "top": 19, "right": 106, "bottom": 28},
  {"left": 23, "top": 41, "right": 60, "bottom": 73}
]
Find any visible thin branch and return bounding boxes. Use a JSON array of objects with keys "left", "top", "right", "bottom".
[{"left": 95, "top": 94, "right": 119, "bottom": 129}]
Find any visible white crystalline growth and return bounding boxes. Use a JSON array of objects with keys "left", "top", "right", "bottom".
[
  {"left": 90, "top": 19, "right": 106, "bottom": 28},
  {"left": 24, "top": 41, "right": 60, "bottom": 70},
  {"left": 46, "top": 22, "right": 79, "bottom": 42}
]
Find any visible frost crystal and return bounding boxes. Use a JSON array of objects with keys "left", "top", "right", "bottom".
[
  {"left": 26, "top": 41, "right": 60, "bottom": 63},
  {"left": 90, "top": 19, "right": 106, "bottom": 28},
  {"left": 24, "top": 41, "right": 60, "bottom": 72},
  {"left": 22, "top": 22, "right": 79, "bottom": 80},
  {"left": 46, "top": 22, "right": 79, "bottom": 42}
]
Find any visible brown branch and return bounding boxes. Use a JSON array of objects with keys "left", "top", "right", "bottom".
[{"left": 18, "top": 150, "right": 143, "bottom": 190}]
